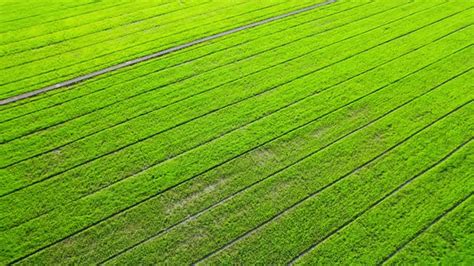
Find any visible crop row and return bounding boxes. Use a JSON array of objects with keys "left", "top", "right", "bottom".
[
  {"left": 0, "top": 4, "right": 467, "bottom": 228},
  {"left": 9, "top": 57, "right": 473, "bottom": 265},
  {"left": 1, "top": 4, "right": 470, "bottom": 231},
  {"left": 0, "top": 0, "right": 357, "bottom": 117},
  {"left": 1, "top": 1, "right": 463, "bottom": 171},
  {"left": 0, "top": 0, "right": 388, "bottom": 132},
  {"left": 1, "top": 0, "right": 279, "bottom": 61},
  {"left": 0, "top": 0, "right": 178, "bottom": 42},
  {"left": 0, "top": 0, "right": 125, "bottom": 30},
  {"left": 1, "top": 20, "right": 471, "bottom": 263},
  {"left": 0, "top": 0, "right": 328, "bottom": 97},
  {"left": 0, "top": 0, "right": 420, "bottom": 173},
  {"left": 1, "top": 1, "right": 472, "bottom": 263},
  {"left": 385, "top": 196, "right": 473, "bottom": 265},
  {"left": 107, "top": 83, "right": 474, "bottom": 265},
  {"left": 292, "top": 143, "right": 472, "bottom": 265}
]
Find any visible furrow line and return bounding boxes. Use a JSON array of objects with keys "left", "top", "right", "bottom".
[
  {"left": 0, "top": 0, "right": 366, "bottom": 104},
  {"left": 0, "top": 1, "right": 444, "bottom": 145},
  {"left": 0, "top": 0, "right": 176, "bottom": 43},
  {"left": 98, "top": 69, "right": 466, "bottom": 264},
  {"left": 0, "top": 0, "right": 357, "bottom": 115},
  {"left": 0, "top": 0, "right": 335, "bottom": 93},
  {"left": 1, "top": 0, "right": 254, "bottom": 60},
  {"left": 194, "top": 101, "right": 473, "bottom": 264},
  {"left": 288, "top": 139, "right": 473, "bottom": 265},
  {"left": 14, "top": 62, "right": 471, "bottom": 264},
  {"left": 0, "top": 0, "right": 125, "bottom": 26},
  {"left": 379, "top": 192, "right": 474, "bottom": 265},
  {"left": 3, "top": 18, "right": 458, "bottom": 200},
  {"left": 0, "top": 1, "right": 376, "bottom": 124},
  {"left": 2, "top": 2, "right": 425, "bottom": 169}
]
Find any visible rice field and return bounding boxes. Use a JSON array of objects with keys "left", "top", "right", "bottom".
[{"left": 0, "top": 0, "right": 473, "bottom": 264}]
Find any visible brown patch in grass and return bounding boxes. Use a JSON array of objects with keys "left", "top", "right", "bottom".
[
  {"left": 165, "top": 177, "right": 228, "bottom": 215},
  {"left": 312, "top": 125, "right": 330, "bottom": 139},
  {"left": 251, "top": 147, "right": 276, "bottom": 166}
]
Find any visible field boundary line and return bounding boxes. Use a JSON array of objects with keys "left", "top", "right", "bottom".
[
  {"left": 0, "top": 0, "right": 337, "bottom": 105},
  {"left": 0, "top": 1, "right": 416, "bottom": 167},
  {"left": 289, "top": 141, "right": 473, "bottom": 265},
  {"left": 0, "top": 1, "right": 355, "bottom": 114},
  {"left": 0, "top": 0, "right": 284, "bottom": 88},
  {"left": 99, "top": 70, "right": 471, "bottom": 265},
  {"left": 0, "top": 1, "right": 449, "bottom": 148},
  {"left": 379, "top": 192, "right": 473, "bottom": 265},
  {"left": 195, "top": 102, "right": 473, "bottom": 265}
]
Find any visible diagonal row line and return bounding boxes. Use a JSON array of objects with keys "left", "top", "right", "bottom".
[
  {"left": 195, "top": 100, "right": 473, "bottom": 265},
  {"left": 0, "top": 0, "right": 334, "bottom": 93},
  {"left": 12, "top": 53, "right": 471, "bottom": 265},
  {"left": 288, "top": 139, "right": 473, "bottom": 265},
  {"left": 0, "top": 0, "right": 356, "bottom": 117},
  {"left": 379, "top": 192, "right": 473, "bottom": 265},
  {"left": 1, "top": 0, "right": 254, "bottom": 61},
  {"left": 0, "top": 0, "right": 268, "bottom": 93},
  {"left": 0, "top": 0, "right": 404, "bottom": 168},
  {"left": 7, "top": 40, "right": 461, "bottom": 238},
  {"left": 0, "top": 0, "right": 440, "bottom": 147},
  {"left": 3, "top": 12, "right": 463, "bottom": 203},
  {"left": 0, "top": 0, "right": 177, "bottom": 44},
  {"left": 0, "top": 0, "right": 372, "bottom": 123},
  {"left": 0, "top": 0, "right": 128, "bottom": 26},
  {"left": 101, "top": 69, "right": 471, "bottom": 265},
  {"left": 4, "top": 17, "right": 471, "bottom": 245},
  {"left": 3, "top": 21, "right": 469, "bottom": 224},
  {"left": 0, "top": 0, "right": 354, "bottom": 115}
]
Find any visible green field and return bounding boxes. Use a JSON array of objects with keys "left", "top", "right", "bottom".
[{"left": 0, "top": 0, "right": 473, "bottom": 264}]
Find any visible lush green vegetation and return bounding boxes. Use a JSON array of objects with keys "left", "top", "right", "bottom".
[
  {"left": 0, "top": 0, "right": 472, "bottom": 264},
  {"left": 0, "top": 0, "right": 326, "bottom": 98},
  {"left": 385, "top": 197, "right": 474, "bottom": 265}
]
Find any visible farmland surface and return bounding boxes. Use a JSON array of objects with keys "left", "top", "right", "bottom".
[{"left": 0, "top": 0, "right": 473, "bottom": 264}]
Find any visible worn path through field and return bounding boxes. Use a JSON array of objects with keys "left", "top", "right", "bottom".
[{"left": 0, "top": 0, "right": 336, "bottom": 105}]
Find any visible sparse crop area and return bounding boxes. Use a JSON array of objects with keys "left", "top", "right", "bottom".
[{"left": 0, "top": 0, "right": 473, "bottom": 265}]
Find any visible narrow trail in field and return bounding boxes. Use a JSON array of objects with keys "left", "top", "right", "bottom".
[{"left": 0, "top": 0, "right": 336, "bottom": 106}]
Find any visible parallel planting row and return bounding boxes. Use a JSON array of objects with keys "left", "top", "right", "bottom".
[
  {"left": 0, "top": 0, "right": 472, "bottom": 264},
  {"left": 0, "top": 0, "right": 330, "bottom": 98},
  {"left": 2, "top": 0, "right": 470, "bottom": 224}
]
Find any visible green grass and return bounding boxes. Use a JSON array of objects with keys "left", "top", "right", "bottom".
[
  {"left": 1, "top": 0, "right": 467, "bottom": 186},
  {"left": 385, "top": 196, "right": 474, "bottom": 265},
  {"left": 292, "top": 141, "right": 472, "bottom": 265},
  {"left": 2, "top": 0, "right": 469, "bottom": 228},
  {"left": 0, "top": 0, "right": 473, "bottom": 264},
  {"left": 0, "top": 0, "right": 328, "bottom": 98},
  {"left": 0, "top": 0, "right": 357, "bottom": 119}
]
